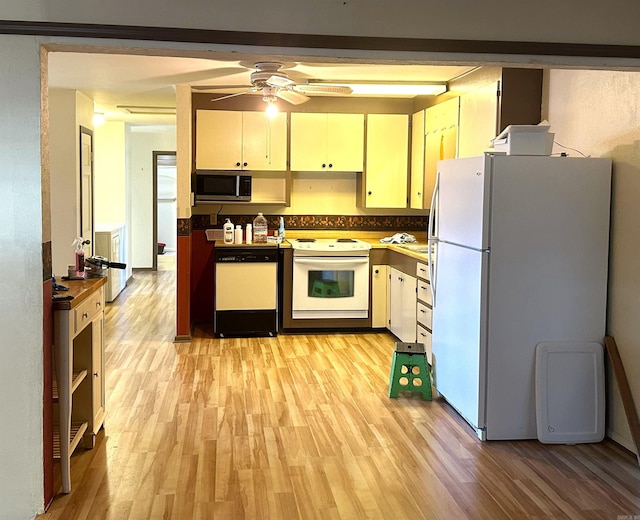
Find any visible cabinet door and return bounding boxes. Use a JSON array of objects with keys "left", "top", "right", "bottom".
[
  {"left": 458, "top": 81, "right": 499, "bottom": 158},
  {"left": 365, "top": 114, "right": 409, "bottom": 208},
  {"left": 90, "top": 311, "right": 105, "bottom": 443},
  {"left": 326, "top": 113, "right": 364, "bottom": 171},
  {"left": 410, "top": 110, "right": 425, "bottom": 209},
  {"left": 389, "top": 268, "right": 417, "bottom": 343},
  {"left": 290, "top": 113, "right": 327, "bottom": 171},
  {"left": 424, "top": 98, "right": 459, "bottom": 209},
  {"left": 242, "top": 111, "right": 287, "bottom": 171},
  {"left": 372, "top": 264, "right": 389, "bottom": 328},
  {"left": 195, "top": 110, "right": 243, "bottom": 170}
]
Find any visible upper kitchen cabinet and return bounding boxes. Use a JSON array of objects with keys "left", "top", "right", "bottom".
[
  {"left": 195, "top": 109, "right": 287, "bottom": 171},
  {"left": 411, "top": 97, "right": 459, "bottom": 209},
  {"left": 410, "top": 109, "right": 425, "bottom": 209},
  {"left": 290, "top": 112, "right": 364, "bottom": 172},
  {"left": 424, "top": 98, "right": 459, "bottom": 207},
  {"left": 361, "top": 113, "right": 409, "bottom": 208},
  {"left": 457, "top": 81, "right": 499, "bottom": 158}
]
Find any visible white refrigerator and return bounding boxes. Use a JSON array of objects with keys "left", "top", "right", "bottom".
[{"left": 428, "top": 154, "right": 611, "bottom": 440}]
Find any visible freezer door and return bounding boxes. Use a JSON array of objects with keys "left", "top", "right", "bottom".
[
  {"left": 432, "top": 242, "right": 488, "bottom": 433},
  {"left": 437, "top": 155, "right": 491, "bottom": 249}
]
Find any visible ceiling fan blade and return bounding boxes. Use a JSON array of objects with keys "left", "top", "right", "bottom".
[
  {"left": 276, "top": 89, "right": 310, "bottom": 105},
  {"left": 295, "top": 84, "right": 353, "bottom": 95},
  {"left": 211, "top": 90, "right": 253, "bottom": 102},
  {"left": 192, "top": 84, "right": 252, "bottom": 91},
  {"left": 266, "top": 75, "right": 295, "bottom": 88}
]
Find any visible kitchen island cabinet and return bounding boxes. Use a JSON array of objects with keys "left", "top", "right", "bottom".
[
  {"left": 195, "top": 109, "right": 287, "bottom": 171},
  {"left": 53, "top": 277, "right": 106, "bottom": 493},
  {"left": 361, "top": 113, "right": 409, "bottom": 208},
  {"left": 290, "top": 112, "right": 364, "bottom": 172}
]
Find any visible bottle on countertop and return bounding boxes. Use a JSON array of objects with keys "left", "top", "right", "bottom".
[
  {"left": 234, "top": 225, "right": 243, "bottom": 244},
  {"left": 223, "top": 218, "right": 234, "bottom": 244},
  {"left": 72, "top": 237, "right": 87, "bottom": 277},
  {"left": 253, "top": 212, "right": 268, "bottom": 244},
  {"left": 278, "top": 217, "right": 285, "bottom": 240},
  {"left": 245, "top": 223, "right": 252, "bottom": 244}
]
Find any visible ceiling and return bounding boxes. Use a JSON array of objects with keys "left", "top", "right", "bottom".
[{"left": 47, "top": 51, "right": 476, "bottom": 124}]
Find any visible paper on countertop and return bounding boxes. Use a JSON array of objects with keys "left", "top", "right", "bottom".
[{"left": 380, "top": 233, "right": 417, "bottom": 244}]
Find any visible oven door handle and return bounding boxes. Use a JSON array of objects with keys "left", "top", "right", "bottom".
[{"left": 293, "top": 257, "right": 369, "bottom": 266}]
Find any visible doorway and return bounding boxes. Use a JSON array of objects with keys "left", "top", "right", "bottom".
[{"left": 153, "top": 151, "right": 177, "bottom": 271}]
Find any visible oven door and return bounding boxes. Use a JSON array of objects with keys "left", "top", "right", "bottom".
[{"left": 292, "top": 256, "right": 370, "bottom": 319}]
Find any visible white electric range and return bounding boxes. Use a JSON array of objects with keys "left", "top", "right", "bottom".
[{"left": 290, "top": 238, "right": 371, "bottom": 319}]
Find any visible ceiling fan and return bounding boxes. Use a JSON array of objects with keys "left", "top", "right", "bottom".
[{"left": 192, "top": 61, "right": 353, "bottom": 105}]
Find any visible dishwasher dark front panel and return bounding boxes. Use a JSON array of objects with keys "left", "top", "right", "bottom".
[{"left": 214, "top": 309, "right": 277, "bottom": 337}]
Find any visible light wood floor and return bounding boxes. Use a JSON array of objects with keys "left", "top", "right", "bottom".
[{"left": 40, "top": 263, "right": 640, "bottom": 519}]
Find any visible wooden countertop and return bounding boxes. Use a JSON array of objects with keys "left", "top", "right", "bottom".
[{"left": 52, "top": 276, "right": 107, "bottom": 310}]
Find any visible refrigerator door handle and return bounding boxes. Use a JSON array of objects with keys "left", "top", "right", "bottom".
[{"left": 428, "top": 171, "right": 440, "bottom": 306}]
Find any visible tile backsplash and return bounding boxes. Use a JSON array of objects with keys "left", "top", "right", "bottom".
[{"left": 189, "top": 214, "right": 429, "bottom": 232}]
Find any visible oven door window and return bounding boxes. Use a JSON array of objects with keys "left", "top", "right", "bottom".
[{"left": 307, "top": 270, "right": 354, "bottom": 298}]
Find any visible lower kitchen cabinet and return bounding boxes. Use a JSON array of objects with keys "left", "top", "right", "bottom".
[
  {"left": 53, "top": 278, "right": 106, "bottom": 494},
  {"left": 371, "top": 264, "right": 389, "bottom": 328},
  {"left": 389, "top": 267, "right": 417, "bottom": 343},
  {"left": 415, "top": 261, "right": 433, "bottom": 364}
]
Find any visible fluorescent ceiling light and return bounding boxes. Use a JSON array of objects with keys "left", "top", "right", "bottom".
[
  {"left": 117, "top": 105, "right": 176, "bottom": 115},
  {"left": 308, "top": 81, "right": 447, "bottom": 96}
]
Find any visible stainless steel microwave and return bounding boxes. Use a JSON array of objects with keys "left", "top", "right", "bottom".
[{"left": 192, "top": 171, "right": 252, "bottom": 202}]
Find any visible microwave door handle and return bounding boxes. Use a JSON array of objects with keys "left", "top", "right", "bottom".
[{"left": 235, "top": 175, "right": 240, "bottom": 197}]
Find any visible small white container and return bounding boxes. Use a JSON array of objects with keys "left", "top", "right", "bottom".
[
  {"left": 245, "top": 224, "right": 252, "bottom": 244},
  {"left": 234, "top": 225, "right": 243, "bottom": 244}
]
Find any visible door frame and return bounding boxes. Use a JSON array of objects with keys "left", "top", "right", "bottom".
[{"left": 152, "top": 150, "right": 177, "bottom": 271}]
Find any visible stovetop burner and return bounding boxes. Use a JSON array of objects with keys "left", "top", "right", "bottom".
[
  {"left": 336, "top": 238, "right": 356, "bottom": 243},
  {"left": 295, "top": 238, "right": 316, "bottom": 242}
]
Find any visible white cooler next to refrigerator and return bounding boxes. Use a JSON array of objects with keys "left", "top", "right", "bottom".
[{"left": 429, "top": 154, "right": 611, "bottom": 441}]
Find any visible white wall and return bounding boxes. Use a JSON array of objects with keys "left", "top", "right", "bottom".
[
  {"left": 94, "top": 121, "right": 126, "bottom": 223},
  {"left": 48, "top": 89, "right": 94, "bottom": 276},
  {"left": 0, "top": 34, "right": 45, "bottom": 519},
  {"left": 128, "top": 126, "right": 176, "bottom": 268},
  {"left": 545, "top": 69, "right": 640, "bottom": 453}
]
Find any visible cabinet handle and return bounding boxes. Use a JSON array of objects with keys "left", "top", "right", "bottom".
[
  {"left": 96, "top": 301, "right": 101, "bottom": 308},
  {"left": 328, "top": 163, "right": 333, "bottom": 168},
  {"left": 418, "top": 191, "right": 421, "bottom": 196},
  {"left": 322, "top": 163, "right": 326, "bottom": 168},
  {"left": 82, "top": 312, "right": 88, "bottom": 319},
  {"left": 94, "top": 372, "right": 99, "bottom": 377},
  {"left": 368, "top": 191, "right": 372, "bottom": 196},
  {"left": 374, "top": 269, "right": 379, "bottom": 274},
  {"left": 420, "top": 309, "right": 426, "bottom": 314},
  {"left": 236, "top": 162, "right": 241, "bottom": 167},
  {"left": 243, "top": 162, "right": 248, "bottom": 167}
]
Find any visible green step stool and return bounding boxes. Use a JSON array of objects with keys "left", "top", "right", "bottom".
[{"left": 388, "top": 342, "right": 432, "bottom": 400}]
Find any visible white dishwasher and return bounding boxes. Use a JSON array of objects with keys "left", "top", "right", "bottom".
[{"left": 214, "top": 245, "right": 278, "bottom": 337}]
